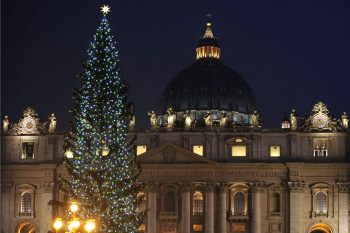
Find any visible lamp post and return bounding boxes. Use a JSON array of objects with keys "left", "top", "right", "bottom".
[{"left": 52, "top": 202, "right": 96, "bottom": 233}]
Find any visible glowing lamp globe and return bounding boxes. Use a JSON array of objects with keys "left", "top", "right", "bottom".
[
  {"left": 69, "top": 202, "right": 79, "bottom": 213},
  {"left": 84, "top": 219, "right": 96, "bottom": 232},
  {"left": 53, "top": 218, "right": 63, "bottom": 230}
]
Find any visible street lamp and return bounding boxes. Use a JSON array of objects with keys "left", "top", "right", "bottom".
[{"left": 52, "top": 201, "right": 96, "bottom": 233}]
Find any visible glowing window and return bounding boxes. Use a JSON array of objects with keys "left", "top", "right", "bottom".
[
  {"left": 233, "top": 192, "right": 245, "bottom": 215},
  {"left": 22, "top": 142, "right": 34, "bottom": 159},
  {"left": 21, "top": 193, "right": 32, "bottom": 213},
  {"left": 193, "top": 145, "right": 204, "bottom": 156},
  {"left": 193, "top": 191, "right": 204, "bottom": 215},
  {"left": 193, "top": 224, "right": 203, "bottom": 232},
  {"left": 232, "top": 146, "right": 246, "bottom": 157},
  {"left": 138, "top": 224, "right": 146, "bottom": 232},
  {"left": 270, "top": 146, "right": 281, "bottom": 157},
  {"left": 136, "top": 193, "right": 146, "bottom": 212},
  {"left": 235, "top": 138, "right": 243, "bottom": 143},
  {"left": 316, "top": 192, "right": 327, "bottom": 213},
  {"left": 136, "top": 145, "right": 147, "bottom": 156}
]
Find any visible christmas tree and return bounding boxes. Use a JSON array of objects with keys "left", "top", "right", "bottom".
[{"left": 64, "top": 5, "right": 141, "bottom": 233}]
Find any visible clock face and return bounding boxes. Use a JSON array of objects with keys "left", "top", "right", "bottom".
[
  {"left": 22, "top": 117, "right": 36, "bottom": 133},
  {"left": 312, "top": 113, "right": 328, "bottom": 129}
]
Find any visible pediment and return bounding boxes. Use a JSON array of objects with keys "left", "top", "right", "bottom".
[{"left": 136, "top": 142, "right": 216, "bottom": 164}]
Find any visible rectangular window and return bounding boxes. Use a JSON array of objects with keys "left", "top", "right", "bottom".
[
  {"left": 22, "top": 142, "right": 34, "bottom": 159},
  {"left": 136, "top": 145, "right": 147, "bottom": 156},
  {"left": 232, "top": 223, "right": 246, "bottom": 232},
  {"left": 314, "top": 149, "right": 328, "bottom": 157},
  {"left": 270, "top": 146, "right": 281, "bottom": 157},
  {"left": 138, "top": 224, "right": 146, "bottom": 232},
  {"left": 313, "top": 139, "right": 328, "bottom": 157},
  {"left": 192, "top": 145, "right": 204, "bottom": 156},
  {"left": 193, "top": 224, "right": 203, "bottom": 232},
  {"left": 232, "top": 145, "right": 246, "bottom": 157}
]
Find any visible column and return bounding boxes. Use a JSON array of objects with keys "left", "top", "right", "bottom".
[
  {"left": 218, "top": 183, "right": 228, "bottom": 233},
  {"left": 337, "top": 182, "right": 349, "bottom": 233},
  {"left": 205, "top": 183, "right": 216, "bottom": 233},
  {"left": 147, "top": 183, "right": 157, "bottom": 233},
  {"left": 251, "top": 182, "right": 265, "bottom": 233},
  {"left": 1, "top": 183, "right": 12, "bottom": 233},
  {"left": 286, "top": 181, "right": 304, "bottom": 233},
  {"left": 38, "top": 182, "right": 55, "bottom": 233},
  {"left": 181, "top": 183, "right": 191, "bottom": 233}
]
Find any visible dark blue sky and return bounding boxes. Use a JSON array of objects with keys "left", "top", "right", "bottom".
[{"left": 2, "top": 1, "right": 350, "bottom": 130}]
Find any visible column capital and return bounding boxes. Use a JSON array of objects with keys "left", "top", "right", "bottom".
[
  {"left": 180, "top": 182, "right": 192, "bottom": 193},
  {"left": 205, "top": 182, "right": 217, "bottom": 193},
  {"left": 146, "top": 183, "right": 158, "bottom": 192},
  {"left": 219, "top": 183, "right": 229, "bottom": 192},
  {"left": 285, "top": 181, "right": 305, "bottom": 193},
  {"left": 1, "top": 182, "right": 13, "bottom": 193},
  {"left": 38, "top": 182, "right": 54, "bottom": 193},
  {"left": 250, "top": 181, "right": 266, "bottom": 193},
  {"left": 336, "top": 182, "right": 350, "bottom": 193}
]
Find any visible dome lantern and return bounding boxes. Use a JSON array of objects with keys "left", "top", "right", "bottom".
[{"left": 196, "top": 14, "right": 221, "bottom": 60}]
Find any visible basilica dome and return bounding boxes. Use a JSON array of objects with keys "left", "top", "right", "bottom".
[
  {"left": 154, "top": 17, "right": 257, "bottom": 128},
  {"left": 157, "top": 59, "right": 256, "bottom": 114}
]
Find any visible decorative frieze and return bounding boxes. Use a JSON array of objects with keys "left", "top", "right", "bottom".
[{"left": 141, "top": 169, "right": 287, "bottom": 178}]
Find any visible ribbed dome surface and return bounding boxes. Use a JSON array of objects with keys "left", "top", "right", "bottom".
[{"left": 157, "top": 59, "right": 256, "bottom": 114}]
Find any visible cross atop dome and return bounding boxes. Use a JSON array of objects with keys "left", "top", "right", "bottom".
[{"left": 203, "top": 13, "right": 214, "bottom": 39}]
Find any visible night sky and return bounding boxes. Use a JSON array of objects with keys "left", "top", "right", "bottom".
[{"left": 3, "top": 1, "right": 350, "bottom": 131}]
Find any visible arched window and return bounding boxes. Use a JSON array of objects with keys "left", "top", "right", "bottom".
[
  {"left": 193, "top": 191, "right": 204, "bottom": 216},
  {"left": 271, "top": 193, "right": 280, "bottom": 212},
  {"left": 136, "top": 193, "right": 146, "bottom": 212},
  {"left": 21, "top": 193, "right": 32, "bottom": 213},
  {"left": 233, "top": 191, "right": 245, "bottom": 216},
  {"left": 164, "top": 192, "right": 175, "bottom": 212},
  {"left": 316, "top": 192, "right": 327, "bottom": 213}
]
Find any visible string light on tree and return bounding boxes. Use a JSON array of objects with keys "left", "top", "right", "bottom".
[{"left": 64, "top": 5, "right": 142, "bottom": 233}]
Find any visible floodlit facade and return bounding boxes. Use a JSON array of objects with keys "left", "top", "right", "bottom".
[{"left": 1, "top": 19, "right": 350, "bottom": 233}]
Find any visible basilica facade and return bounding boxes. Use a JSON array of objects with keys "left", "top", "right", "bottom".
[{"left": 1, "top": 19, "right": 349, "bottom": 233}]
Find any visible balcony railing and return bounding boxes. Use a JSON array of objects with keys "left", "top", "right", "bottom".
[
  {"left": 315, "top": 211, "right": 328, "bottom": 218},
  {"left": 19, "top": 211, "right": 34, "bottom": 218},
  {"left": 228, "top": 210, "right": 249, "bottom": 221},
  {"left": 159, "top": 212, "right": 178, "bottom": 220}
]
